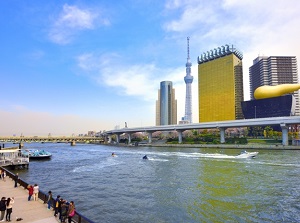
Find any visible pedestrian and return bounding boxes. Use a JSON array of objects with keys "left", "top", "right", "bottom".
[
  {"left": 14, "top": 173, "right": 19, "bottom": 188},
  {"left": 60, "top": 200, "right": 68, "bottom": 223},
  {"left": 0, "top": 197, "right": 6, "bottom": 222},
  {"left": 47, "top": 191, "right": 53, "bottom": 210},
  {"left": 57, "top": 198, "right": 63, "bottom": 221},
  {"left": 54, "top": 195, "right": 61, "bottom": 217},
  {"left": 27, "top": 184, "right": 33, "bottom": 201},
  {"left": 67, "top": 201, "right": 75, "bottom": 223},
  {"left": 33, "top": 184, "right": 39, "bottom": 201},
  {"left": 1, "top": 171, "right": 6, "bottom": 182},
  {"left": 5, "top": 197, "right": 14, "bottom": 222}
]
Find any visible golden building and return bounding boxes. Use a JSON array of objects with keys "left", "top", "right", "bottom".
[{"left": 198, "top": 45, "right": 244, "bottom": 122}]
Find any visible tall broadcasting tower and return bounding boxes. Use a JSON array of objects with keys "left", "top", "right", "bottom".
[{"left": 184, "top": 37, "right": 193, "bottom": 123}]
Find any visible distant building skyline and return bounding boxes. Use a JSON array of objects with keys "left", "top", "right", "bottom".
[
  {"left": 156, "top": 81, "right": 177, "bottom": 126},
  {"left": 198, "top": 44, "right": 244, "bottom": 122},
  {"left": 249, "top": 56, "right": 299, "bottom": 115},
  {"left": 183, "top": 37, "right": 193, "bottom": 124}
]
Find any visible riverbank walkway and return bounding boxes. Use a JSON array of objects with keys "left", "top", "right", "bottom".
[{"left": 0, "top": 176, "right": 58, "bottom": 223}]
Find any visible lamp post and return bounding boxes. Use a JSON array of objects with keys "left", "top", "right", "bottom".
[{"left": 254, "top": 106, "right": 256, "bottom": 119}]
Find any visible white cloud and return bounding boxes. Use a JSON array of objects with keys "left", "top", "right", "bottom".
[
  {"left": 165, "top": 0, "right": 200, "bottom": 10},
  {"left": 48, "top": 4, "right": 109, "bottom": 44},
  {"left": 77, "top": 53, "right": 187, "bottom": 101},
  {"left": 164, "top": 3, "right": 217, "bottom": 32},
  {"left": 164, "top": 0, "right": 300, "bottom": 54}
]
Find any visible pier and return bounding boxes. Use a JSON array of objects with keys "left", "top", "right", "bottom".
[
  {"left": 0, "top": 147, "right": 29, "bottom": 169},
  {"left": 0, "top": 167, "right": 95, "bottom": 223},
  {"left": 0, "top": 170, "right": 57, "bottom": 223}
]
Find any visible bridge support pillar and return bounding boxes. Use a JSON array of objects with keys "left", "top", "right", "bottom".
[
  {"left": 128, "top": 133, "right": 131, "bottom": 144},
  {"left": 107, "top": 135, "right": 112, "bottom": 144},
  {"left": 71, "top": 141, "right": 76, "bottom": 146},
  {"left": 219, "top": 127, "right": 226, "bottom": 144},
  {"left": 116, "top": 134, "right": 120, "bottom": 144},
  {"left": 19, "top": 143, "right": 24, "bottom": 149},
  {"left": 280, "top": 124, "right": 289, "bottom": 146},
  {"left": 148, "top": 132, "right": 152, "bottom": 144},
  {"left": 177, "top": 131, "right": 183, "bottom": 144}
]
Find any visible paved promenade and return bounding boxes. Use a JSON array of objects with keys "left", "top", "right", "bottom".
[{"left": 0, "top": 177, "right": 58, "bottom": 223}]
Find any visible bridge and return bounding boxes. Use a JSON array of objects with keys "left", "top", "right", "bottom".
[
  {"left": 0, "top": 136, "right": 104, "bottom": 146},
  {"left": 104, "top": 116, "right": 300, "bottom": 146}
]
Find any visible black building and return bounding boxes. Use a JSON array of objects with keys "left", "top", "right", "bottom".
[{"left": 241, "top": 95, "right": 295, "bottom": 131}]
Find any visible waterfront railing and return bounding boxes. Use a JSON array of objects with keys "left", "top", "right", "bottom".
[{"left": 0, "top": 167, "right": 95, "bottom": 223}]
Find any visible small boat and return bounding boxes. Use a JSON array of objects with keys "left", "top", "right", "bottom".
[
  {"left": 22, "top": 149, "right": 52, "bottom": 159},
  {"left": 236, "top": 151, "right": 258, "bottom": 158}
]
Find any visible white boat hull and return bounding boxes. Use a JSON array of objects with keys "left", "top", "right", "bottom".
[{"left": 236, "top": 151, "right": 258, "bottom": 158}]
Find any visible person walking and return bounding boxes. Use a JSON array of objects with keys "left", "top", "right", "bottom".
[
  {"left": 0, "top": 197, "right": 6, "bottom": 222},
  {"left": 27, "top": 185, "right": 33, "bottom": 201},
  {"left": 5, "top": 197, "right": 14, "bottom": 222},
  {"left": 1, "top": 171, "right": 6, "bottom": 182},
  {"left": 67, "top": 201, "right": 75, "bottom": 223},
  {"left": 33, "top": 184, "right": 39, "bottom": 201},
  {"left": 47, "top": 191, "right": 53, "bottom": 210},
  {"left": 14, "top": 173, "right": 19, "bottom": 188},
  {"left": 54, "top": 195, "right": 61, "bottom": 217}
]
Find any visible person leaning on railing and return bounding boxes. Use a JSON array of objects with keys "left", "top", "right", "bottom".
[
  {"left": 14, "top": 173, "right": 19, "bottom": 188},
  {"left": 67, "top": 201, "right": 75, "bottom": 223}
]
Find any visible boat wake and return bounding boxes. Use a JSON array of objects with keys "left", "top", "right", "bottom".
[
  {"left": 153, "top": 151, "right": 258, "bottom": 159},
  {"left": 146, "top": 157, "right": 169, "bottom": 162},
  {"left": 254, "top": 161, "right": 300, "bottom": 168},
  {"left": 72, "top": 158, "right": 122, "bottom": 172}
]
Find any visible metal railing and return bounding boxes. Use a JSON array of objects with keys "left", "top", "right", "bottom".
[{"left": 0, "top": 167, "right": 95, "bottom": 223}]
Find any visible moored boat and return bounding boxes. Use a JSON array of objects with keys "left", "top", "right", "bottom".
[{"left": 22, "top": 149, "right": 52, "bottom": 159}]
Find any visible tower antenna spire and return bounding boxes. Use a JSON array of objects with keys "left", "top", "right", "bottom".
[{"left": 187, "top": 37, "right": 190, "bottom": 61}]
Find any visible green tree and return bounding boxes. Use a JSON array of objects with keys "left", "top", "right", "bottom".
[
  {"left": 248, "top": 126, "right": 264, "bottom": 138},
  {"left": 264, "top": 126, "right": 273, "bottom": 138}
]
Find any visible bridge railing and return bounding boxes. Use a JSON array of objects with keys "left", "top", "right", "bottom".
[{"left": 0, "top": 167, "right": 95, "bottom": 223}]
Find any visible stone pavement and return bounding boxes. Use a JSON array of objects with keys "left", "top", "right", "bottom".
[{"left": 0, "top": 177, "right": 58, "bottom": 223}]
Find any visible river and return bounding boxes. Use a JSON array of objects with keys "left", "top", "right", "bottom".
[{"left": 6, "top": 143, "right": 300, "bottom": 223}]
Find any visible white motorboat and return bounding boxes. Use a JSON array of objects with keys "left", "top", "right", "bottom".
[
  {"left": 236, "top": 151, "right": 258, "bottom": 158},
  {"left": 21, "top": 149, "right": 52, "bottom": 159}
]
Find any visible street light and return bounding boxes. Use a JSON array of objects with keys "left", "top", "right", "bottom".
[{"left": 254, "top": 106, "right": 256, "bottom": 119}]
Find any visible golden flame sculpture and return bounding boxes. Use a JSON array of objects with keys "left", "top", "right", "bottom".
[{"left": 254, "top": 84, "right": 300, "bottom": 99}]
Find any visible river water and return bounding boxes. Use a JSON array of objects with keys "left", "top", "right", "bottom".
[{"left": 6, "top": 143, "right": 300, "bottom": 223}]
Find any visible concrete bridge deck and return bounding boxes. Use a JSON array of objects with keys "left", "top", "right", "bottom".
[{"left": 0, "top": 177, "right": 58, "bottom": 223}]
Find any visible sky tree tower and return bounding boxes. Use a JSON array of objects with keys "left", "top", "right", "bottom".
[{"left": 184, "top": 37, "right": 193, "bottom": 123}]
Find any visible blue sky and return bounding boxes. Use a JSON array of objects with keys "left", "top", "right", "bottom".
[{"left": 1, "top": 0, "right": 300, "bottom": 136}]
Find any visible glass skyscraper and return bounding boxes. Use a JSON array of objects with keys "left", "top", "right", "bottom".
[{"left": 156, "top": 81, "right": 177, "bottom": 125}]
